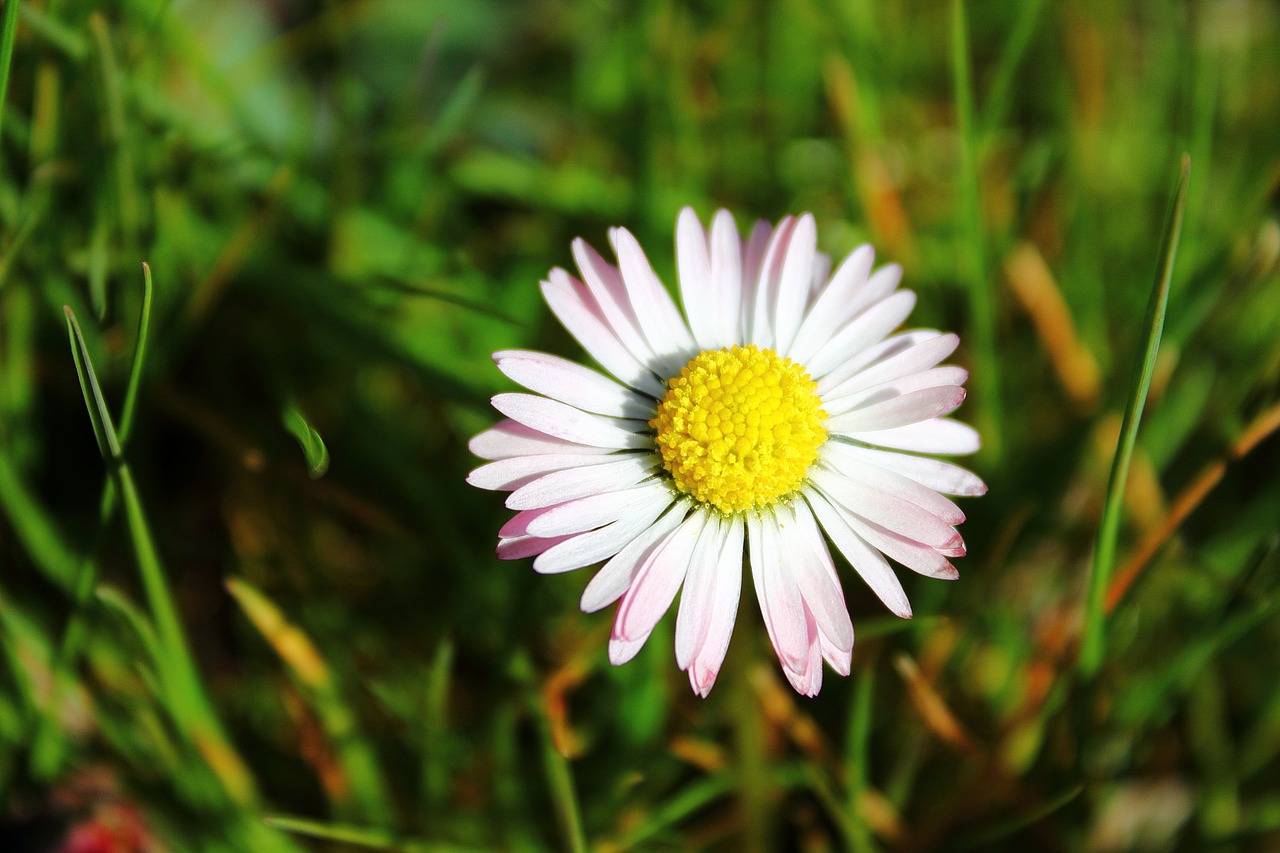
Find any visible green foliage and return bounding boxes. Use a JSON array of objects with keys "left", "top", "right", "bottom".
[{"left": 1, "top": 0, "right": 1279, "bottom": 850}]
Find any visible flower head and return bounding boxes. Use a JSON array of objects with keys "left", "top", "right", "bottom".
[{"left": 469, "top": 209, "right": 985, "bottom": 696}]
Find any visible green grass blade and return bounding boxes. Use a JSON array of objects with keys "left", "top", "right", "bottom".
[
  {"left": 950, "top": 0, "right": 1004, "bottom": 462},
  {"left": 979, "top": 0, "right": 1047, "bottom": 135},
  {"left": 263, "top": 815, "right": 403, "bottom": 850},
  {"left": 64, "top": 307, "right": 119, "bottom": 460},
  {"left": 843, "top": 667, "right": 879, "bottom": 853},
  {"left": 0, "top": 0, "right": 21, "bottom": 152},
  {"left": 118, "top": 263, "right": 154, "bottom": 441},
  {"left": 1078, "top": 154, "right": 1191, "bottom": 678},
  {"left": 0, "top": 445, "right": 79, "bottom": 590},
  {"left": 65, "top": 305, "right": 259, "bottom": 805}
]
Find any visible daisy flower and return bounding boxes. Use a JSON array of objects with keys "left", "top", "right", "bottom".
[{"left": 468, "top": 208, "right": 985, "bottom": 697}]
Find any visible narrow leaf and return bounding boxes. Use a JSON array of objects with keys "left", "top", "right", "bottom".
[
  {"left": 283, "top": 404, "right": 330, "bottom": 478},
  {"left": 1079, "top": 155, "right": 1191, "bottom": 678}
]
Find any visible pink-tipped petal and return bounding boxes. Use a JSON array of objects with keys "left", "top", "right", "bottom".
[
  {"left": 748, "top": 511, "right": 810, "bottom": 674},
  {"left": 612, "top": 509, "right": 708, "bottom": 642},
  {"left": 581, "top": 502, "right": 690, "bottom": 613},
  {"left": 809, "top": 466, "right": 959, "bottom": 550},
  {"left": 803, "top": 488, "right": 913, "bottom": 618},
  {"left": 682, "top": 515, "right": 744, "bottom": 695}
]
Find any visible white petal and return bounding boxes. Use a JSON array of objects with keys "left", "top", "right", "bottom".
[
  {"left": 491, "top": 393, "right": 650, "bottom": 450},
  {"left": 748, "top": 216, "right": 795, "bottom": 347},
  {"left": 608, "top": 632, "right": 652, "bottom": 665},
  {"left": 823, "top": 367, "right": 969, "bottom": 418},
  {"left": 540, "top": 272, "right": 664, "bottom": 396},
  {"left": 785, "top": 502, "right": 854, "bottom": 652},
  {"left": 825, "top": 386, "right": 967, "bottom": 434},
  {"left": 820, "top": 443, "right": 965, "bottom": 524},
  {"left": 505, "top": 453, "right": 659, "bottom": 509},
  {"left": 819, "top": 627, "right": 853, "bottom": 676},
  {"left": 674, "top": 515, "right": 728, "bottom": 669},
  {"left": 469, "top": 419, "right": 614, "bottom": 461},
  {"left": 494, "top": 350, "right": 654, "bottom": 417},
  {"left": 532, "top": 487, "right": 674, "bottom": 573},
  {"left": 772, "top": 213, "right": 817, "bottom": 355},
  {"left": 709, "top": 209, "right": 745, "bottom": 348},
  {"left": 581, "top": 502, "right": 690, "bottom": 612},
  {"left": 779, "top": 604, "right": 823, "bottom": 696},
  {"left": 804, "top": 290, "right": 917, "bottom": 380},
  {"left": 804, "top": 488, "right": 912, "bottom": 618},
  {"left": 742, "top": 219, "right": 768, "bottom": 343},
  {"left": 685, "top": 515, "right": 744, "bottom": 697},
  {"left": 611, "top": 228, "right": 697, "bottom": 373},
  {"left": 846, "top": 418, "right": 982, "bottom": 455},
  {"left": 468, "top": 452, "right": 624, "bottom": 492},
  {"left": 612, "top": 508, "right": 708, "bottom": 642},
  {"left": 819, "top": 333, "right": 959, "bottom": 399},
  {"left": 813, "top": 330, "right": 940, "bottom": 393},
  {"left": 787, "top": 245, "right": 875, "bottom": 365},
  {"left": 845, "top": 515, "right": 960, "bottom": 579},
  {"left": 571, "top": 240, "right": 658, "bottom": 366},
  {"left": 838, "top": 445, "right": 987, "bottom": 496},
  {"left": 748, "top": 511, "right": 809, "bottom": 674},
  {"left": 496, "top": 533, "right": 574, "bottom": 561},
  {"left": 809, "top": 466, "right": 960, "bottom": 551},
  {"left": 676, "top": 208, "right": 717, "bottom": 351},
  {"left": 525, "top": 480, "right": 668, "bottom": 537}
]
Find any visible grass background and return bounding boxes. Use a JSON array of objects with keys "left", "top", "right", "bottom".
[{"left": 2, "top": 0, "right": 1279, "bottom": 850}]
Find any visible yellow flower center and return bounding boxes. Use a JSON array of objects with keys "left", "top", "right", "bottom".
[{"left": 650, "top": 345, "right": 827, "bottom": 513}]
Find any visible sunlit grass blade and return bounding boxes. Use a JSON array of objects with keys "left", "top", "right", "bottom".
[
  {"left": 263, "top": 814, "right": 488, "bottom": 852},
  {"left": 950, "top": 0, "right": 1004, "bottom": 462},
  {"left": 227, "top": 577, "right": 393, "bottom": 825},
  {"left": 282, "top": 404, "right": 330, "bottom": 478},
  {"left": 64, "top": 303, "right": 259, "bottom": 806},
  {"left": 1078, "top": 154, "right": 1191, "bottom": 678}
]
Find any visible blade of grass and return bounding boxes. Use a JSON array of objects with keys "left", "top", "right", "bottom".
[
  {"left": 844, "top": 667, "right": 879, "bottom": 853},
  {"left": 511, "top": 651, "right": 588, "bottom": 853},
  {"left": 978, "top": 0, "right": 1048, "bottom": 135},
  {"left": 227, "top": 577, "right": 393, "bottom": 826},
  {"left": 64, "top": 304, "right": 258, "bottom": 806},
  {"left": 950, "top": 0, "right": 1004, "bottom": 462},
  {"left": 0, "top": 0, "right": 19, "bottom": 148},
  {"left": 1078, "top": 154, "right": 1191, "bottom": 678},
  {"left": 32, "top": 266, "right": 153, "bottom": 778},
  {"left": 421, "top": 638, "right": 454, "bottom": 827}
]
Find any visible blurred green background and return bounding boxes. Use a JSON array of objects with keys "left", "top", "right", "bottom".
[{"left": 1, "top": 0, "right": 1279, "bottom": 850}]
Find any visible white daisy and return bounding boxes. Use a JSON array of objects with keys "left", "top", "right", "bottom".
[{"left": 468, "top": 208, "right": 986, "bottom": 697}]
